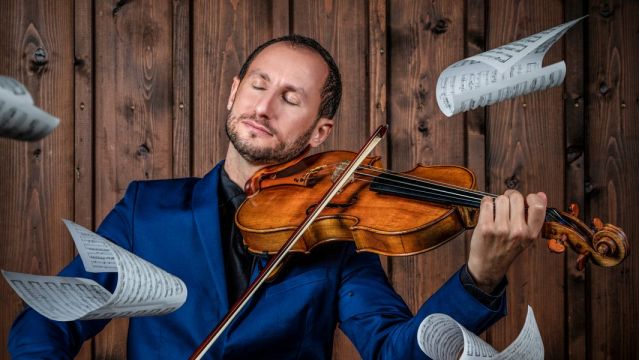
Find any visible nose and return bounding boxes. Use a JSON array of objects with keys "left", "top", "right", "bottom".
[{"left": 254, "top": 91, "right": 277, "bottom": 120}]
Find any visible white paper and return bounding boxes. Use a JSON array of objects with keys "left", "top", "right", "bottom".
[
  {"left": 436, "top": 17, "right": 585, "bottom": 117},
  {"left": 0, "top": 75, "right": 59, "bottom": 141},
  {"left": 417, "top": 306, "right": 544, "bottom": 360},
  {"left": 2, "top": 220, "right": 187, "bottom": 321}
]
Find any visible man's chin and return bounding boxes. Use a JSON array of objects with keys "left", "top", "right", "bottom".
[
  {"left": 235, "top": 145, "right": 284, "bottom": 165},
  {"left": 240, "top": 146, "right": 304, "bottom": 165}
]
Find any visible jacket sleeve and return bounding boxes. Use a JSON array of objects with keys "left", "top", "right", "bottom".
[
  {"left": 337, "top": 249, "right": 507, "bottom": 360},
  {"left": 7, "top": 182, "right": 140, "bottom": 359}
]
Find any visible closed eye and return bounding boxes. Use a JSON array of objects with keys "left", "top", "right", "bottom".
[{"left": 283, "top": 93, "right": 300, "bottom": 106}]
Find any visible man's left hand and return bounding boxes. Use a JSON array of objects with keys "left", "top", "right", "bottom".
[{"left": 467, "top": 190, "right": 547, "bottom": 293}]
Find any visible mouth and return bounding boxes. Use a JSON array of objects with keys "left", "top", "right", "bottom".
[{"left": 241, "top": 120, "right": 273, "bottom": 136}]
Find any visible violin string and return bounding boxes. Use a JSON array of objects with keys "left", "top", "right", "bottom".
[
  {"left": 353, "top": 166, "right": 489, "bottom": 205},
  {"left": 356, "top": 173, "right": 481, "bottom": 208},
  {"left": 316, "top": 162, "right": 484, "bottom": 206},
  {"left": 349, "top": 174, "right": 581, "bottom": 232},
  {"left": 322, "top": 161, "right": 488, "bottom": 201},
  {"left": 351, "top": 172, "right": 485, "bottom": 207},
  {"left": 321, "top": 161, "right": 488, "bottom": 200},
  {"left": 353, "top": 165, "right": 568, "bottom": 221},
  {"left": 357, "top": 164, "right": 493, "bottom": 199},
  {"left": 320, "top": 161, "right": 574, "bottom": 229}
]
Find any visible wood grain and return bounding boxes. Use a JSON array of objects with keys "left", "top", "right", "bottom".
[
  {"left": 564, "top": 1, "right": 587, "bottom": 358},
  {"left": 587, "top": 1, "right": 639, "bottom": 358},
  {"left": 0, "top": 1, "right": 75, "bottom": 358},
  {"left": 486, "top": 0, "right": 566, "bottom": 355},
  {"left": 465, "top": 0, "right": 487, "bottom": 192},
  {"left": 173, "top": 0, "right": 192, "bottom": 178},
  {"left": 74, "top": 0, "right": 94, "bottom": 358}
]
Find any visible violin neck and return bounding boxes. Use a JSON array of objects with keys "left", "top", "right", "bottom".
[
  {"left": 370, "top": 172, "right": 486, "bottom": 208},
  {"left": 369, "top": 171, "right": 558, "bottom": 220}
]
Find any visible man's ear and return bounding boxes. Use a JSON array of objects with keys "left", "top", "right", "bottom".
[
  {"left": 308, "top": 118, "right": 334, "bottom": 148},
  {"left": 227, "top": 76, "right": 241, "bottom": 110}
]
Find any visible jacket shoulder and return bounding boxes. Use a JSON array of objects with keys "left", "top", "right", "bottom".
[{"left": 128, "top": 177, "right": 202, "bottom": 208}]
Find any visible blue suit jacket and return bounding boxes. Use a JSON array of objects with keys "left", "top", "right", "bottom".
[{"left": 9, "top": 162, "right": 506, "bottom": 359}]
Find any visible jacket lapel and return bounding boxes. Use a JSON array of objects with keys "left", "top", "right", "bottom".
[{"left": 191, "top": 162, "right": 229, "bottom": 314}]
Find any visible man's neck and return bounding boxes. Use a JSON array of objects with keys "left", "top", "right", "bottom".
[{"left": 223, "top": 145, "right": 266, "bottom": 191}]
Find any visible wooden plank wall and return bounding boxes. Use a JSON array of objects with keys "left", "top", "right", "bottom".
[{"left": 0, "top": 1, "right": 637, "bottom": 359}]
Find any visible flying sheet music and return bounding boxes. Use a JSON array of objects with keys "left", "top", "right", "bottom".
[
  {"left": 436, "top": 17, "right": 586, "bottom": 117},
  {"left": 417, "top": 306, "right": 544, "bottom": 360},
  {"left": 0, "top": 75, "right": 59, "bottom": 141},
  {"left": 2, "top": 220, "right": 187, "bottom": 321}
]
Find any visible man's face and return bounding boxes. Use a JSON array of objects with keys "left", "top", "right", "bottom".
[{"left": 226, "top": 42, "right": 333, "bottom": 164}]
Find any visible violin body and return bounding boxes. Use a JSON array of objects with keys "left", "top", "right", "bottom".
[
  {"left": 237, "top": 150, "right": 629, "bottom": 268},
  {"left": 237, "top": 151, "right": 478, "bottom": 256}
]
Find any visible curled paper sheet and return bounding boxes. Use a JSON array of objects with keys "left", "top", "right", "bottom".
[
  {"left": 0, "top": 75, "right": 59, "bottom": 141},
  {"left": 2, "top": 220, "right": 187, "bottom": 321},
  {"left": 417, "top": 306, "right": 544, "bottom": 360},
  {"left": 436, "top": 17, "right": 586, "bottom": 117}
]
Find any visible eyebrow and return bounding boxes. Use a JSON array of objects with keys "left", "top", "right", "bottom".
[{"left": 247, "top": 69, "right": 307, "bottom": 99}]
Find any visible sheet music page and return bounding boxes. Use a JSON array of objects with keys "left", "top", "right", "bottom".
[
  {"left": 0, "top": 75, "right": 60, "bottom": 141},
  {"left": 417, "top": 306, "right": 543, "bottom": 360},
  {"left": 417, "top": 313, "right": 466, "bottom": 359},
  {"left": 63, "top": 219, "right": 118, "bottom": 272},
  {"left": 494, "top": 306, "right": 544, "bottom": 360},
  {"left": 2, "top": 220, "right": 187, "bottom": 321},
  {"left": 1, "top": 272, "right": 112, "bottom": 321},
  {"left": 436, "top": 16, "right": 585, "bottom": 117},
  {"left": 459, "top": 326, "right": 499, "bottom": 359}
]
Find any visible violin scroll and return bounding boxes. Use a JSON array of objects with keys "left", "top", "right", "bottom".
[{"left": 542, "top": 204, "right": 629, "bottom": 270}]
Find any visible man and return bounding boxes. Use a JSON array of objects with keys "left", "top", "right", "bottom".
[{"left": 9, "top": 35, "right": 547, "bottom": 359}]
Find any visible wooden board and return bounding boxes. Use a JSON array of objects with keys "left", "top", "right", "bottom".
[
  {"left": 587, "top": 1, "right": 639, "bottom": 358},
  {"left": 564, "top": 1, "right": 587, "bottom": 358},
  {"left": 485, "top": 0, "right": 566, "bottom": 354},
  {"left": 73, "top": 0, "right": 94, "bottom": 358},
  {"left": 0, "top": 1, "right": 75, "bottom": 358}
]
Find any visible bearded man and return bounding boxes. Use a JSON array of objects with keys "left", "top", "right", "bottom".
[{"left": 9, "top": 35, "right": 547, "bottom": 359}]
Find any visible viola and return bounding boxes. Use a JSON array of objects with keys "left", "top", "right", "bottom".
[{"left": 238, "top": 151, "right": 628, "bottom": 271}]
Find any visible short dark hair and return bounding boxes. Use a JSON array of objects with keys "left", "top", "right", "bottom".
[{"left": 238, "top": 35, "right": 342, "bottom": 119}]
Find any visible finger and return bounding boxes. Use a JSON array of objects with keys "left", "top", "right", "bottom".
[
  {"left": 537, "top": 191, "right": 547, "bottom": 203},
  {"left": 526, "top": 192, "right": 548, "bottom": 236},
  {"left": 508, "top": 191, "right": 526, "bottom": 230},
  {"left": 477, "top": 196, "right": 494, "bottom": 226},
  {"left": 494, "top": 194, "right": 510, "bottom": 230}
]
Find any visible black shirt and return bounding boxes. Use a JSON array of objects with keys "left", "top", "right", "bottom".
[{"left": 218, "top": 167, "right": 256, "bottom": 304}]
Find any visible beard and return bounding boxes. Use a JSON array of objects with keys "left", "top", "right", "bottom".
[{"left": 225, "top": 112, "right": 316, "bottom": 165}]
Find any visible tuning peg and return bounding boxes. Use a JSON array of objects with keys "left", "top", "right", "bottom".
[
  {"left": 592, "top": 217, "right": 604, "bottom": 231},
  {"left": 547, "top": 234, "right": 567, "bottom": 253}
]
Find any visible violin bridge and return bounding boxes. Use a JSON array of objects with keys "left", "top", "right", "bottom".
[
  {"left": 331, "top": 161, "right": 349, "bottom": 182},
  {"left": 331, "top": 161, "right": 355, "bottom": 192}
]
